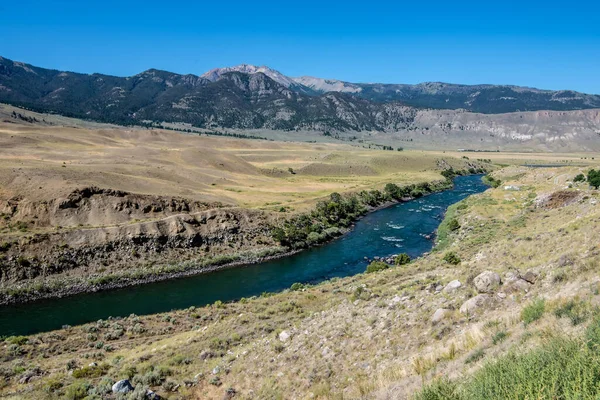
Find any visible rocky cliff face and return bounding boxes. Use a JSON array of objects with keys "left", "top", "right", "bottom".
[
  {"left": 403, "top": 108, "right": 600, "bottom": 151},
  {"left": 0, "top": 188, "right": 275, "bottom": 287}
]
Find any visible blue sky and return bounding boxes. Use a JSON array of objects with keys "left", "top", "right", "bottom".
[{"left": 1, "top": 0, "right": 599, "bottom": 93}]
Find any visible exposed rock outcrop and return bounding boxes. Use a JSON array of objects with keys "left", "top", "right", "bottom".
[
  {"left": 459, "top": 294, "right": 491, "bottom": 315},
  {"left": 473, "top": 271, "right": 501, "bottom": 293}
]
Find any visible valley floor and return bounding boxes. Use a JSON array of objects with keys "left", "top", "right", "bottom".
[
  {"left": 0, "top": 104, "right": 491, "bottom": 304},
  {"left": 2, "top": 166, "right": 600, "bottom": 399}
]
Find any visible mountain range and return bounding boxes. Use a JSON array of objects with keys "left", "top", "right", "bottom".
[
  {"left": 203, "top": 64, "right": 600, "bottom": 114},
  {"left": 1, "top": 56, "right": 599, "bottom": 134}
]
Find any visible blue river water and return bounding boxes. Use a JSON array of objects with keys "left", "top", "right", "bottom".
[{"left": 0, "top": 175, "right": 488, "bottom": 336}]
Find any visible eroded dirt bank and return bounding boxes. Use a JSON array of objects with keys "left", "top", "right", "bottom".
[{"left": 0, "top": 188, "right": 280, "bottom": 304}]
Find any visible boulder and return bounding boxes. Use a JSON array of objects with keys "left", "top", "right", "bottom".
[
  {"left": 278, "top": 330, "right": 291, "bottom": 342},
  {"left": 112, "top": 379, "right": 134, "bottom": 394},
  {"left": 505, "top": 278, "right": 531, "bottom": 293},
  {"left": 223, "top": 387, "right": 237, "bottom": 400},
  {"left": 146, "top": 389, "right": 162, "bottom": 400},
  {"left": 557, "top": 255, "right": 573, "bottom": 268},
  {"left": 443, "top": 280, "right": 462, "bottom": 293},
  {"left": 473, "top": 271, "right": 501, "bottom": 293},
  {"left": 431, "top": 308, "right": 451, "bottom": 324},
  {"left": 459, "top": 294, "right": 491, "bottom": 315},
  {"left": 520, "top": 270, "right": 538, "bottom": 284}
]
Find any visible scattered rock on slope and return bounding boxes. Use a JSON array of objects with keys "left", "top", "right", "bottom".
[
  {"left": 459, "top": 294, "right": 491, "bottom": 315},
  {"left": 473, "top": 271, "right": 501, "bottom": 293},
  {"left": 431, "top": 308, "right": 451, "bottom": 324},
  {"left": 443, "top": 280, "right": 462, "bottom": 293},
  {"left": 112, "top": 379, "right": 134, "bottom": 394},
  {"left": 520, "top": 270, "right": 539, "bottom": 284}
]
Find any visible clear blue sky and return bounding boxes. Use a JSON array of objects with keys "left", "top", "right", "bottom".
[{"left": 1, "top": 0, "right": 599, "bottom": 93}]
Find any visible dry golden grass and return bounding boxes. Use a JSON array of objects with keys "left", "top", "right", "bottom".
[
  {"left": 3, "top": 103, "right": 596, "bottom": 214},
  {"left": 3, "top": 103, "right": 600, "bottom": 399},
  {"left": 4, "top": 167, "right": 600, "bottom": 399},
  {"left": 0, "top": 104, "right": 469, "bottom": 214}
]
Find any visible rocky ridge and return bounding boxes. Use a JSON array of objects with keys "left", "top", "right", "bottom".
[{"left": 2, "top": 57, "right": 600, "bottom": 144}]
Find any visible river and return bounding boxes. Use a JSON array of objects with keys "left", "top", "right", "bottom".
[{"left": 0, "top": 175, "right": 488, "bottom": 336}]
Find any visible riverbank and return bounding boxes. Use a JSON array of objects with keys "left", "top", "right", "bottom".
[
  {"left": 0, "top": 119, "right": 498, "bottom": 305},
  {"left": 1, "top": 167, "right": 597, "bottom": 400},
  {"left": 0, "top": 174, "right": 471, "bottom": 305},
  {"left": 0, "top": 174, "right": 490, "bottom": 336}
]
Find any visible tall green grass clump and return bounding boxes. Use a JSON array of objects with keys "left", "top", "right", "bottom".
[
  {"left": 521, "top": 298, "right": 545, "bottom": 325},
  {"left": 415, "top": 309, "right": 600, "bottom": 400}
]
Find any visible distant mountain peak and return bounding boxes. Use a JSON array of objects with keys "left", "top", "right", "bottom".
[
  {"left": 201, "top": 64, "right": 302, "bottom": 90},
  {"left": 292, "top": 76, "right": 362, "bottom": 94}
]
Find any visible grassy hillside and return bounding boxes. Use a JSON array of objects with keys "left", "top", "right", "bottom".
[
  {"left": 0, "top": 103, "right": 473, "bottom": 210},
  {"left": 2, "top": 166, "right": 600, "bottom": 399},
  {"left": 0, "top": 104, "right": 496, "bottom": 304}
]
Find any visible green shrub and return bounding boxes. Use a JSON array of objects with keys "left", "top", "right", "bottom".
[
  {"left": 395, "top": 253, "right": 411, "bottom": 266},
  {"left": 521, "top": 298, "right": 546, "bottom": 325},
  {"left": 414, "top": 379, "right": 460, "bottom": 400},
  {"left": 554, "top": 299, "right": 590, "bottom": 326},
  {"left": 574, "top": 173, "right": 586, "bottom": 183},
  {"left": 588, "top": 169, "right": 600, "bottom": 189},
  {"left": 482, "top": 175, "right": 502, "bottom": 188},
  {"left": 132, "top": 366, "right": 171, "bottom": 386},
  {"left": 492, "top": 331, "right": 509, "bottom": 345},
  {"left": 64, "top": 380, "right": 91, "bottom": 400},
  {"left": 441, "top": 169, "right": 458, "bottom": 180},
  {"left": 122, "top": 366, "right": 137, "bottom": 380},
  {"left": 290, "top": 282, "right": 305, "bottom": 291},
  {"left": 351, "top": 286, "right": 370, "bottom": 301},
  {"left": 213, "top": 300, "right": 224, "bottom": 309},
  {"left": 7, "top": 344, "right": 24, "bottom": 356},
  {"left": 466, "top": 338, "right": 600, "bottom": 398},
  {"left": 447, "top": 218, "right": 460, "bottom": 231},
  {"left": 43, "top": 376, "right": 64, "bottom": 394},
  {"left": 366, "top": 261, "right": 389, "bottom": 274},
  {"left": 418, "top": 336, "right": 600, "bottom": 399},
  {"left": 169, "top": 354, "right": 192, "bottom": 366},
  {"left": 465, "top": 348, "right": 485, "bottom": 364},
  {"left": 162, "top": 379, "right": 179, "bottom": 392},
  {"left": 5, "top": 335, "right": 28, "bottom": 346},
  {"left": 443, "top": 252, "right": 461, "bottom": 265},
  {"left": 71, "top": 364, "right": 109, "bottom": 379},
  {"left": 95, "top": 377, "right": 114, "bottom": 395},
  {"left": 585, "top": 316, "right": 600, "bottom": 351}
]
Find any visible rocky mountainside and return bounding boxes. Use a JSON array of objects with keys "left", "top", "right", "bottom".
[
  {"left": 0, "top": 56, "right": 416, "bottom": 131},
  {"left": 201, "top": 64, "right": 600, "bottom": 113},
  {"left": 201, "top": 64, "right": 600, "bottom": 114},
  {"left": 201, "top": 64, "right": 313, "bottom": 94},
  {"left": 295, "top": 77, "right": 600, "bottom": 114},
  {"left": 1, "top": 56, "right": 600, "bottom": 135}
]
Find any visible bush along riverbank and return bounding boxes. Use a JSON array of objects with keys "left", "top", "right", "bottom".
[
  {"left": 271, "top": 167, "right": 487, "bottom": 250},
  {"left": 0, "top": 169, "right": 488, "bottom": 305}
]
